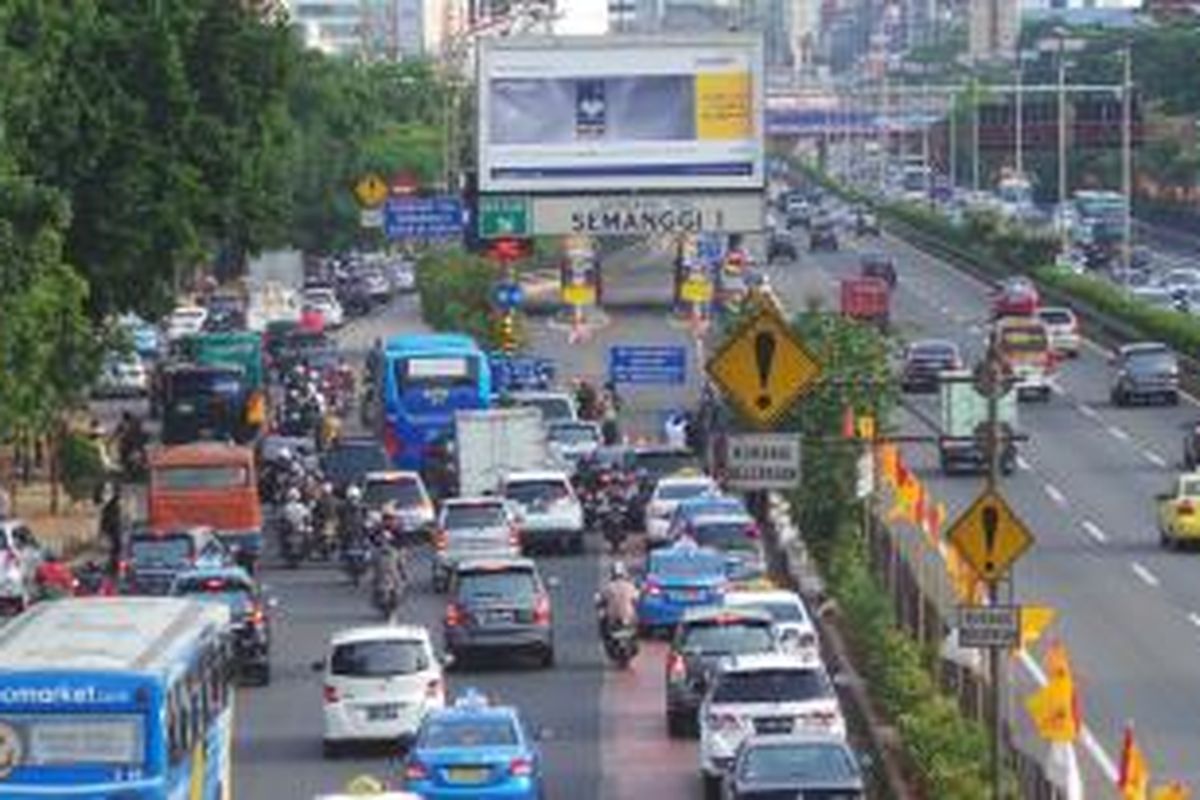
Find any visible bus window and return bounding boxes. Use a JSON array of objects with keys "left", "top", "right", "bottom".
[
  {"left": 156, "top": 465, "right": 249, "bottom": 490},
  {"left": 395, "top": 356, "right": 478, "bottom": 392}
]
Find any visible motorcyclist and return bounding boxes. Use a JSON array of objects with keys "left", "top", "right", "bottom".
[
  {"left": 574, "top": 379, "right": 600, "bottom": 421},
  {"left": 596, "top": 562, "right": 638, "bottom": 636},
  {"left": 35, "top": 550, "right": 76, "bottom": 600},
  {"left": 114, "top": 412, "right": 148, "bottom": 479},
  {"left": 338, "top": 485, "right": 367, "bottom": 547},
  {"left": 282, "top": 487, "right": 311, "bottom": 552}
]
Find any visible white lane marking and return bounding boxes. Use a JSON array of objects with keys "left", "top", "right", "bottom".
[
  {"left": 1082, "top": 520, "right": 1108, "bottom": 544},
  {"left": 1143, "top": 450, "right": 1167, "bottom": 467},
  {"left": 1018, "top": 651, "right": 1120, "bottom": 782},
  {"left": 1016, "top": 455, "right": 1032, "bottom": 471},
  {"left": 1077, "top": 403, "right": 1100, "bottom": 420},
  {"left": 1044, "top": 483, "right": 1068, "bottom": 507},
  {"left": 939, "top": 305, "right": 951, "bottom": 315},
  {"left": 1188, "top": 613, "right": 1200, "bottom": 629},
  {"left": 1131, "top": 562, "right": 1161, "bottom": 588},
  {"left": 1107, "top": 425, "right": 1131, "bottom": 442}
]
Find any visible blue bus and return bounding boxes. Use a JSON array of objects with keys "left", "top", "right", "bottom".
[
  {"left": 0, "top": 597, "right": 234, "bottom": 799},
  {"left": 379, "top": 333, "right": 492, "bottom": 470}
]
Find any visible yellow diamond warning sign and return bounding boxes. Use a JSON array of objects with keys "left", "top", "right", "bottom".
[
  {"left": 706, "top": 306, "right": 822, "bottom": 429},
  {"left": 947, "top": 489, "right": 1035, "bottom": 584}
]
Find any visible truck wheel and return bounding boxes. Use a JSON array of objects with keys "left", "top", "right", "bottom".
[
  {"left": 666, "top": 709, "right": 688, "bottom": 738},
  {"left": 571, "top": 533, "right": 585, "bottom": 554}
]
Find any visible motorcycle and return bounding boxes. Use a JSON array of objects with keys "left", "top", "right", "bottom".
[
  {"left": 603, "top": 623, "right": 639, "bottom": 668},
  {"left": 341, "top": 537, "right": 369, "bottom": 587},
  {"left": 598, "top": 492, "right": 628, "bottom": 554}
]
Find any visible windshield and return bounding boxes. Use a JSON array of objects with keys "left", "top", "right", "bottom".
[
  {"left": 911, "top": 343, "right": 956, "bottom": 361},
  {"left": 1038, "top": 310, "right": 1073, "bottom": 325},
  {"left": 156, "top": 465, "right": 249, "bottom": 491},
  {"left": 331, "top": 639, "right": 430, "bottom": 677},
  {"left": 444, "top": 504, "right": 507, "bottom": 529},
  {"left": 761, "top": 600, "right": 806, "bottom": 623},
  {"left": 712, "top": 668, "right": 831, "bottom": 704},
  {"left": 364, "top": 478, "right": 424, "bottom": 508},
  {"left": 420, "top": 717, "right": 517, "bottom": 748},
  {"left": 680, "top": 621, "right": 773, "bottom": 654},
  {"left": 652, "top": 552, "right": 725, "bottom": 578},
  {"left": 738, "top": 742, "right": 858, "bottom": 783},
  {"left": 395, "top": 355, "right": 479, "bottom": 391},
  {"left": 457, "top": 570, "right": 537, "bottom": 605},
  {"left": 690, "top": 521, "right": 755, "bottom": 549},
  {"left": 1127, "top": 351, "right": 1177, "bottom": 372},
  {"left": 658, "top": 482, "right": 714, "bottom": 501},
  {"left": 505, "top": 480, "right": 570, "bottom": 506},
  {"left": 550, "top": 425, "right": 599, "bottom": 444},
  {"left": 130, "top": 536, "right": 193, "bottom": 566},
  {"left": 167, "top": 370, "right": 244, "bottom": 397},
  {"left": 172, "top": 577, "right": 253, "bottom": 615},
  {"left": 322, "top": 445, "right": 388, "bottom": 483}
]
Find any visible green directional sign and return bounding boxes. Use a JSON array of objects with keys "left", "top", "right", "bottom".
[{"left": 479, "top": 195, "right": 530, "bottom": 239}]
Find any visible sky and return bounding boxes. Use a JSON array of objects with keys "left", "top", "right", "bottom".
[{"left": 554, "top": 0, "right": 609, "bottom": 34}]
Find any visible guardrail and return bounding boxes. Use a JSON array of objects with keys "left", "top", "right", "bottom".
[{"left": 881, "top": 214, "right": 1200, "bottom": 398}]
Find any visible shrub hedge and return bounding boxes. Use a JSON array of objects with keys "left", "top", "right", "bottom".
[{"left": 415, "top": 247, "right": 517, "bottom": 350}]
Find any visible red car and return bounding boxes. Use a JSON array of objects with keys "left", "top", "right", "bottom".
[{"left": 993, "top": 277, "right": 1040, "bottom": 317}]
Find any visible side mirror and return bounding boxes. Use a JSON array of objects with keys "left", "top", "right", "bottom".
[{"left": 309, "top": 659, "right": 324, "bottom": 673}]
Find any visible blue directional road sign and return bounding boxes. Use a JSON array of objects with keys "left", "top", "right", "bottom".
[
  {"left": 608, "top": 346, "right": 687, "bottom": 386},
  {"left": 384, "top": 196, "right": 464, "bottom": 240},
  {"left": 492, "top": 282, "right": 524, "bottom": 310}
]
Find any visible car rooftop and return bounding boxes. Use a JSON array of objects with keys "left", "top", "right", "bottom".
[
  {"left": 722, "top": 651, "right": 825, "bottom": 672},
  {"left": 329, "top": 624, "right": 432, "bottom": 647},
  {"left": 504, "top": 470, "right": 571, "bottom": 482},
  {"left": 681, "top": 605, "right": 774, "bottom": 623},
  {"left": 656, "top": 474, "right": 717, "bottom": 486},
  {"left": 364, "top": 470, "right": 421, "bottom": 481},
  {"left": 725, "top": 589, "right": 804, "bottom": 605},
  {"left": 443, "top": 496, "right": 506, "bottom": 506},
  {"left": 454, "top": 556, "right": 537, "bottom": 572}
]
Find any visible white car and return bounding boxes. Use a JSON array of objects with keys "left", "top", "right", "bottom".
[
  {"left": 1036, "top": 307, "right": 1081, "bottom": 358},
  {"left": 317, "top": 624, "right": 445, "bottom": 756},
  {"left": 501, "top": 470, "right": 584, "bottom": 554},
  {"left": 547, "top": 420, "right": 602, "bottom": 466},
  {"left": 644, "top": 474, "right": 720, "bottom": 547},
  {"left": 94, "top": 354, "right": 149, "bottom": 398},
  {"left": 390, "top": 260, "right": 416, "bottom": 293},
  {"left": 509, "top": 391, "right": 578, "bottom": 424},
  {"left": 303, "top": 288, "right": 344, "bottom": 328},
  {"left": 164, "top": 305, "right": 207, "bottom": 341},
  {"left": 724, "top": 589, "right": 820, "bottom": 664},
  {"left": 0, "top": 520, "right": 44, "bottom": 615},
  {"left": 698, "top": 653, "right": 845, "bottom": 789}
]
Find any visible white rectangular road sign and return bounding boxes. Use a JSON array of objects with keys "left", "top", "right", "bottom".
[
  {"left": 723, "top": 433, "right": 801, "bottom": 490},
  {"left": 957, "top": 605, "right": 1021, "bottom": 649},
  {"left": 530, "top": 192, "right": 764, "bottom": 236}
]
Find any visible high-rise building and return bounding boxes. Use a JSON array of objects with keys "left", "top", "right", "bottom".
[
  {"left": 968, "top": 0, "right": 1019, "bottom": 61},
  {"left": 285, "top": 0, "right": 446, "bottom": 59}
]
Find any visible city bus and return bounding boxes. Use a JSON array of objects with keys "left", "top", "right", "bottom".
[
  {"left": 0, "top": 597, "right": 234, "bottom": 799},
  {"left": 378, "top": 333, "right": 492, "bottom": 471},
  {"left": 1072, "top": 189, "right": 1127, "bottom": 247}
]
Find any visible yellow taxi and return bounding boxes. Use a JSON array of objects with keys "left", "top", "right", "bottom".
[{"left": 1156, "top": 472, "right": 1200, "bottom": 549}]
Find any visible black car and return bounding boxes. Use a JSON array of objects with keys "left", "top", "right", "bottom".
[
  {"left": 808, "top": 219, "right": 839, "bottom": 252},
  {"left": 860, "top": 253, "right": 897, "bottom": 289},
  {"left": 631, "top": 445, "right": 700, "bottom": 519},
  {"left": 320, "top": 437, "right": 390, "bottom": 494},
  {"left": 900, "top": 339, "right": 962, "bottom": 393},
  {"left": 170, "top": 566, "right": 274, "bottom": 684},
  {"left": 724, "top": 733, "right": 866, "bottom": 799},
  {"left": 443, "top": 557, "right": 555, "bottom": 667},
  {"left": 1111, "top": 342, "right": 1179, "bottom": 406},
  {"left": 664, "top": 606, "right": 775, "bottom": 737},
  {"left": 123, "top": 526, "right": 231, "bottom": 596},
  {"left": 767, "top": 232, "right": 798, "bottom": 263}
]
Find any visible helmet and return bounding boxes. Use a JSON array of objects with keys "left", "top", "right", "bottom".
[
  {"left": 346, "top": 485, "right": 362, "bottom": 502},
  {"left": 609, "top": 562, "right": 628, "bottom": 581},
  {"left": 277, "top": 447, "right": 292, "bottom": 462},
  {"left": 286, "top": 488, "right": 301, "bottom": 502}
]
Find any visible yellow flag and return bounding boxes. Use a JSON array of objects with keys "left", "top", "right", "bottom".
[
  {"left": 1119, "top": 725, "right": 1151, "bottom": 800},
  {"left": 1044, "top": 640, "right": 1072, "bottom": 682},
  {"left": 880, "top": 443, "right": 899, "bottom": 489},
  {"left": 1024, "top": 673, "right": 1078, "bottom": 742},
  {"left": 857, "top": 414, "right": 876, "bottom": 441},
  {"left": 1151, "top": 782, "right": 1190, "bottom": 800},
  {"left": 1018, "top": 606, "right": 1056, "bottom": 651}
]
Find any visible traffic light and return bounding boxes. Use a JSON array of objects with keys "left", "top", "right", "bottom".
[{"left": 497, "top": 311, "right": 519, "bottom": 354}]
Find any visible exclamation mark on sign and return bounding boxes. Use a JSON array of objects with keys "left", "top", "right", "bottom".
[
  {"left": 982, "top": 505, "right": 999, "bottom": 576},
  {"left": 754, "top": 331, "right": 776, "bottom": 411}
]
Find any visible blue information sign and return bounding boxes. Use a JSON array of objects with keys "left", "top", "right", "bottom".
[
  {"left": 384, "top": 196, "right": 464, "bottom": 240},
  {"left": 490, "top": 355, "right": 555, "bottom": 391},
  {"left": 492, "top": 282, "right": 524, "bottom": 310},
  {"left": 608, "top": 346, "right": 687, "bottom": 386}
]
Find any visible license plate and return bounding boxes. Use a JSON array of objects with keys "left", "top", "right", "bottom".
[
  {"left": 755, "top": 717, "right": 793, "bottom": 734},
  {"left": 365, "top": 704, "right": 400, "bottom": 721},
  {"left": 446, "top": 766, "right": 489, "bottom": 784},
  {"left": 484, "top": 610, "right": 513, "bottom": 624},
  {"left": 673, "top": 589, "right": 701, "bottom": 601}
]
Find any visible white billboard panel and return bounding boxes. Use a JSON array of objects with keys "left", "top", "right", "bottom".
[{"left": 477, "top": 34, "right": 766, "bottom": 193}]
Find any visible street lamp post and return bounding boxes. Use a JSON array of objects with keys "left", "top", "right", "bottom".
[{"left": 1121, "top": 42, "right": 1134, "bottom": 274}]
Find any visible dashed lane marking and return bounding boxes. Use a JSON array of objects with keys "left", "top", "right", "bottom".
[
  {"left": 1082, "top": 520, "right": 1108, "bottom": 544},
  {"left": 1107, "top": 425, "right": 1131, "bottom": 442},
  {"left": 1188, "top": 613, "right": 1200, "bottom": 629},
  {"left": 1131, "top": 562, "right": 1161, "bottom": 588},
  {"left": 1143, "top": 450, "right": 1167, "bottom": 467},
  {"left": 1077, "top": 403, "right": 1100, "bottom": 421},
  {"left": 1044, "top": 483, "right": 1067, "bottom": 507},
  {"left": 1016, "top": 455, "right": 1032, "bottom": 471}
]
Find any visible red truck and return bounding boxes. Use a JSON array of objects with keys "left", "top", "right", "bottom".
[{"left": 840, "top": 276, "right": 891, "bottom": 330}]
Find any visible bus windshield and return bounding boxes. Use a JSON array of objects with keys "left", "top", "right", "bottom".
[
  {"left": 156, "top": 465, "right": 249, "bottom": 490},
  {"left": 395, "top": 356, "right": 478, "bottom": 391}
]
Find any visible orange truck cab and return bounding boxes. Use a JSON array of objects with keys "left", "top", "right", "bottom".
[
  {"left": 148, "top": 442, "right": 263, "bottom": 570},
  {"left": 994, "top": 316, "right": 1056, "bottom": 402}
]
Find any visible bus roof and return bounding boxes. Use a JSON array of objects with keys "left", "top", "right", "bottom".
[
  {"left": 149, "top": 441, "right": 255, "bottom": 468},
  {"left": 384, "top": 332, "right": 482, "bottom": 354},
  {"left": 0, "top": 597, "right": 229, "bottom": 674}
]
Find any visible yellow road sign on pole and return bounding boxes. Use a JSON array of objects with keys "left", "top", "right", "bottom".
[
  {"left": 354, "top": 174, "right": 389, "bottom": 208},
  {"left": 706, "top": 306, "right": 822, "bottom": 429},
  {"left": 947, "top": 489, "right": 1034, "bottom": 584},
  {"left": 680, "top": 276, "right": 714, "bottom": 304}
]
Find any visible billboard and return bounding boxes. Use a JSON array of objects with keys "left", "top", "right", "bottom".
[{"left": 477, "top": 34, "right": 766, "bottom": 193}]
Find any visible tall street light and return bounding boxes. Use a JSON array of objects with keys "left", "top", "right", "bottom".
[{"left": 1121, "top": 40, "right": 1134, "bottom": 274}]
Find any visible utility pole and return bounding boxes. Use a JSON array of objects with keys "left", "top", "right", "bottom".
[
  {"left": 983, "top": 330, "right": 1007, "bottom": 800},
  {"left": 1057, "top": 35, "right": 1069, "bottom": 254},
  {"left": 950, "top": 88, "right": 958, "bottom": 190},
  {"left": 1014, "top": 56, "right": 1024, "bottom": 177},
  {"left": 972, "top": 83, "right": 980, "bottom": 193},
  {"left": 1121, "top": 42, "right": 1134, "bottom": 275}
]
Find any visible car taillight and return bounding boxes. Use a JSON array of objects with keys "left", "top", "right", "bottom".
[
  {"left": 509, "top": 526, "right": 521, "bottom": 548},
  {"left": 404, "top": 760, "right": 429, "bottom": 781},
  {"left": 533, "top": 594, "right": 551, "bottom": 626},
  {"left": 643, "top": 580, "right": 662, "bottom": 597},
  {"left": 322, "top": 684, "right": 339, "bottom": 704},
  {"left": 666, "top": 652, "right": 686, "bottom": 683},
  {"left": 445, "top": 603, "right": 464, "bottom": 627},
  {"left": 249, "top": 604, "right": 266, "bottom": 626},
  {"left": 509, "top": 756, "right": 535, "bottom": 777},
  {"left": 706, "top": 712, "right": 742, "bottom": 732},
  {"left": 1178, "top": 500, "right": 1195, "bottom": 516},
  {"left": 425, "top": 678, "right": 443, "bottom": 700},
  {"left": 433, "top": 530, "right": 449, "bottom": 551}
]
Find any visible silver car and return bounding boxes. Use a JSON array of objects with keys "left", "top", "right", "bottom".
[{"left": 431, "top": 498, "right": 519, "bottom": 592}]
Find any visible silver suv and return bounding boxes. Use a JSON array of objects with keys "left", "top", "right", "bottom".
[{"left": 432, "top": 498, "right": 519, "bottom": 593}]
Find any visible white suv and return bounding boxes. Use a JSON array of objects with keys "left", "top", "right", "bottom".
[
  {"left": 699, "top": 653, "right": 845, "bottom": 791},
  {"left": 723, "top": 589, "right": 820, "bottom": 664},
  {"left": 316, "top": 624, "right": 445, "bottom": 757},
  {"left": 502, "top": 470, "right": 584, "bottom": 554}
]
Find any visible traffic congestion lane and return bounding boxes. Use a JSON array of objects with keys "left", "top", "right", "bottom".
[{"left": 768, "top": 227, "right": 1200, "bottom": 785}]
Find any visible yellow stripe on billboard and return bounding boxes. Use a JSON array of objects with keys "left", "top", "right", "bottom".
[{"left": 695, "top": 72, "right": 752, "bottom": 140}]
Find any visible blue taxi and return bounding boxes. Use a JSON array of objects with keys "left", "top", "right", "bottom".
[
  {"left": 402, "top": 688, "right": 544, "bottom": 799},
  {"left": 636, "top": 540, "right": 729, "bottom": 634}
]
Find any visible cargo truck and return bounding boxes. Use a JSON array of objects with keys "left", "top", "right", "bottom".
[
  {"left": 455, "top": 407, "right": 554, "bottom": 497},
  {"left": 938, "top": 370, "right": 1018, "bottom": 475}
]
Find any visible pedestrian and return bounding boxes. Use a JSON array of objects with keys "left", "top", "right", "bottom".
[
  {"left": 664, "top": 412, "right": 688, "bottom": 449},
  {"left": 0, "top": 483, "right": 10, "bottom": 520},
  {"left": 99, "top": 483, "right": 124, "bottom": 574}
]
